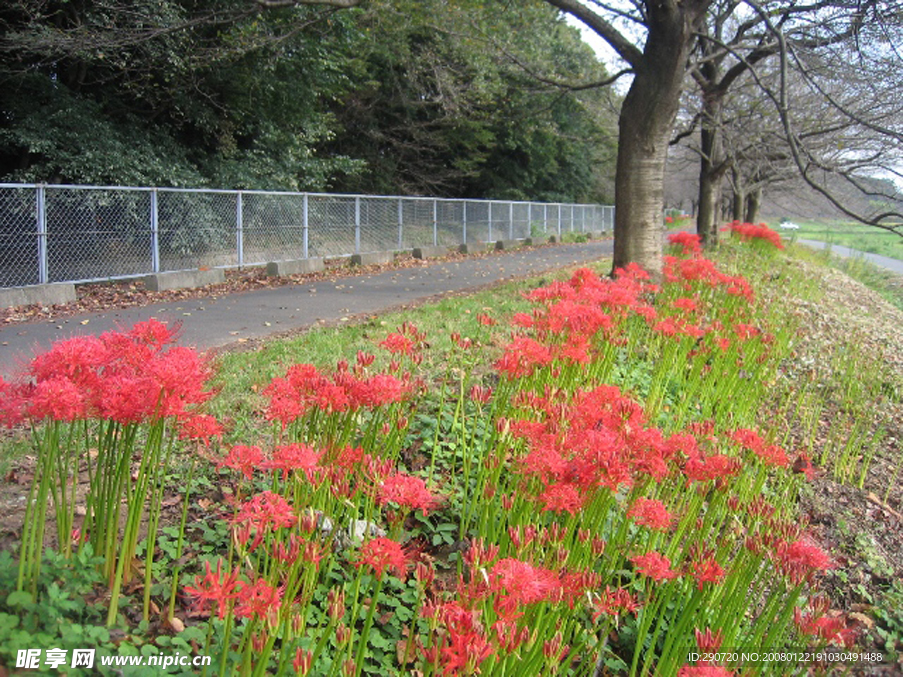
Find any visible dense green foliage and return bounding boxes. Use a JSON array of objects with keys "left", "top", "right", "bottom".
[{"left": 0, "top": 0, "right": 616, "bottom": 201}]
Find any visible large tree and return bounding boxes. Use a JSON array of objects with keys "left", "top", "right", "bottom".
[{"left": 544, "top": 0, "right": 712, "bottom": 276}]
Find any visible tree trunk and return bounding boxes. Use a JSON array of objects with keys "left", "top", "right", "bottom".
[
  {"left": 731, "top": 168, "right": 745, "bottom": 221},
  {"left": 612, "top": 4, "right": 707, "bottom": 277},
  {"left": 745, "top": 187, "right": 762, "bottom": 223},
  {"left": 696, "top": 131, "right": 723, "bottom": 246},
  {"left": 696, "top": 62, "right": 725, "bottom": 248}
]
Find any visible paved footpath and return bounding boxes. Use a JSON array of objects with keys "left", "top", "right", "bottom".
[
  {"left": 0, "top": 240, "right": 613, "bottom": 377},
  {"left": 797, "top": 238, "right": 903, "bottom": 275}
]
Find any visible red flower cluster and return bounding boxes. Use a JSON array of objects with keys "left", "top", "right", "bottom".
[
  {"left": 264, "top": 362, "right": 416, "bottom": 425},
  {"left": 725, "top": 221, "right": 784, "bottom": 249},
  {"left": 627, "top": 497, "right": 673, "bottom": 531},
  {"left": 0, "top": 320, "right": 211, "bottom": 426},
  {"left": 377, "top": 472, "right": 442, "bottom": 516},
  {"left": 232, "top": 491, "right": 297, "bottom": 552},
  {"left": 631, "top": 551, "right": 679, "bottom": 581},
  {"left": 668, "top": 230, "right": 703, "bottom": 255},
  {"left": 357, "top": 536, "right": 409, "bottom": 579},
  {"left": 512, "top": 384, "right": 683, "bottom": 512},
  {"left": 730, "top": 428, "right": 789, "bottom": 468},
  {"left": 794, "top": 596, "right": 857, "bottom": 647}
]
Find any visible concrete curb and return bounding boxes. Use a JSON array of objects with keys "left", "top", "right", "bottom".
[
  {"left": 351, "top": 252, "right": 394, "bottom": 266},
  {"left": 412, "top": 246, "right": 449, "bottom": 260},
  {"left": 266, "top": 258, "right": 326, "bottom": 277},
  {"left": 144, "top": 268, "right": 225, "bottom": 292},
  {"left": 0, "top": 283, "right": 76, "bottom": 309}
]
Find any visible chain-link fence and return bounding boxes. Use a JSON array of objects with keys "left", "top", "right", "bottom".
[{"left": 0, "top": 184, "right": 614, "bottom": 288}]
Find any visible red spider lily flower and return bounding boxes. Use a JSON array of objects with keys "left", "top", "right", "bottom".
[
  {"left": 264, "top": 363, "right": 349, "bottom": 424},
  {"left": 591, "top": 586, "right": 639, "bottom": 622},
  {"left": 775, "top": 538, "right": 834, "bottom": 584},
  {"left": 495, "top": 336, "right": 553, "bottom": 378},
  {"left": 488, "top": 558, "right": 561, "bottom": 620},
  {"left": 425, "top": 602, "right": 494, "bottom": 676},
  {"left": 350, "top": 373, "right": 416, "bottom": 408},
  {"left": 695, "top": 627, "right": 724, "bottom": 653},
  {"left": 0, "top": 377, "right": 25, "bottom": 427},
  {"left": 691, "top": 554, "right": 726, "bottom": 590},
  {"left": 149, "top": 346, "right": 213, "bottom": 417},
  {"left": 537, "top": 482, "right": 585, "bottom": 515},
  {"left": 218, "top": 445, "right": 264, "bottom": 480},
  {"left": 27, "top": 377, "right": 86, "bottom": 421},
  {"left": 511, "top": 312, "right": 534, "bottom": 328},
  {"left": 234, "top": 578, "right": 281, "bottom": 621},
  {"left": 356, "top": 351, "right": 375, "bottom": 367},
  {"left": 733, "top": 323, "right": 760, "bottom": 341},
  {"left": 379, "top": 332, "right": 416, "bottom": 356},
  {"left": 272, "top": 535, "right": 301, "bottom": 564},
  {"left": 95, "top": 373, "right": 160, "bottom": 423},
  {"left": 262, "top": 443, "right": 323, "bottom": 482},
  {"left": 28, "top": 334, "right": 109, "bottom": 393},
  {"left": 792, "top": 453, "right": 817, "bottom": 480},
  {"left": 683, "top": 453, "right": 741, "bottom": 484},
  {"left": 177, "top": 413, "right": 223, "bottom": 443},
  {"left": 231, "top": 491, "right": 297, "bottom": 551},
  {"left": 672, "top": 296, "right": 699, "bottom": 312},
  {"left": 727, "top": 221, "right": 784, "bottom": 249},
  {"left": 469, "top": 384, "right": 492, "bottom": 404},
  {"left": 377, "top": 473, "right": 442, "bottom": 516},
  {"left": 293, "top": 648, "right": 313, "bottom": 674},
  {"left": 631, "top": 551, "right": 679, "bottom": 581},
  {"left": 794, "top": 607, "right": 857, "bottom": 647},
  {"left": 463, "top": 538, "right": 499, "bottom": 570},
  {"left": 677, "top": 665, "right": 736, "bottom": 676},
  {"left": 184, "top": 559, "right": 242, "bottom": 619},
  {"left": 357, "top": 536, "right": 409, "bottom": 580},
  {"left": 493, "top": 619, "right": 530, "bottom": 653},
  {"left": 667, "top": 231, "right": 702, "bottom": 255},
  {"left": 477, "top": 313, "right": 497, "bottom": 326},
  {"left": 627, "top": 497, "right": 673, "bottom": 531},
  {"left": 543, "top": 632, "right": 570, "bottom": 662},
  {"left": 128, "top": 318, "right": 179, "bottom": 348}
]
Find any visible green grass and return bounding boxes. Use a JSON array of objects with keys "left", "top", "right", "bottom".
[
  {"left": 776, "top": 218, "right": 903, "bottom": 261},
  {"left": 787, "top": 241, "right": 903, "bottom": 312},
  {"left": 208, "top": 262, "right": 610, "bottom": 440}
]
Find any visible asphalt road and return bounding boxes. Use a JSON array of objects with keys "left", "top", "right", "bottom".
[
  {"left": 0, "top": 240, "right": 614, "bottom": 378},
  {"left": 796, "top": 238, "right": 903, "bottom": 275}
]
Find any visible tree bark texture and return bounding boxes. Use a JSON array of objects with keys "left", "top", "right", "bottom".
[
  {"left": 612, "top": 1, "right": 710, "bottom": 277},
  {"left": 745, "top": 187, "right": 762, "bottom": 223},
  {"left": 696, "top": 90, "right": 728, "bottom": 247}
]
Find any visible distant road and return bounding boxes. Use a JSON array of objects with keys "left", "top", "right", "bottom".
[{"left": 795, "top": 238, "right": 903, "bottom": 276}]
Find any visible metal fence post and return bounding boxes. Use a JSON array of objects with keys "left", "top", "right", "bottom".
[
  {"left": 462, "top": 201, "right": 467, "bottom": 244},
  {"left": 432, "top": 199, "right": 438, "bottom": 247},
  {"left": 557, "top": 204, "right": 562, "bottom": 238},
  {"left": 354, "top": 196, "right": 361, "bottom": 254},
  {"left": 236, "top": 191, "right": 244, "bottom": 268},
  {"left": 36, "top": 184, "right": 47, "bottom": 284},
  {"left": 543, "top": 204, "right": 548, "bottom": 234},
  {"left": 509, "top": 202, "right": 514, "bottom": 239},
  {"left": 398, "top": 198, "right": 403, "bottom": 250},
  {"left": 150, "top": 188, "right": 160, "bottom": 273},
  {"left": 488, "top": 202, "right": 493, "bottom": 242},
  {"left": 302, "top": 193, "right": 309, "bottom": 259}
]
